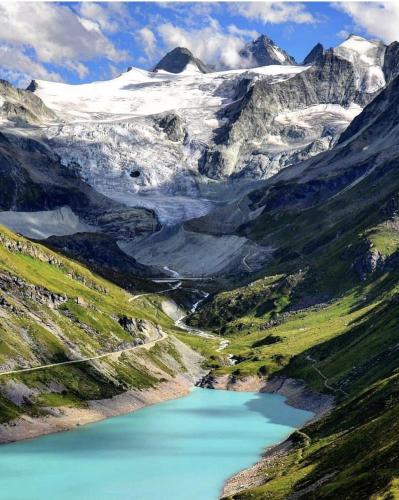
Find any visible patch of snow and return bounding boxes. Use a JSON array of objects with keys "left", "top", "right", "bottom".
[
  {"left": 0, "top": 206, "right": 96, "bottom": 239},
  {"left": 180, "top": 62, "right": 202, "bottom": 74},
  {"left": 270, "top": 45, "right": 287, "bottom": 63},
  {"left": 34, "top": 64, "right": 310, "bottom": 122},
  {"left": 334, "top": 35, "right": 386, "bottom": 93},
  {"left": 274, "top": 103, "right": 362, "bottom": 131}
]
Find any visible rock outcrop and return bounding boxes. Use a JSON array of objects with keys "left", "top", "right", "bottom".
[
  {"left": 303, "top": 43, "right": 324, "bottom": 64},
  {"left": 153, "top": 47, "right": 209, "bottom": 74},
  {"left": 0, "top": 79, "right": 56, "bottom": 125},
  {"left": 240, "top": 35, "right": 296, "bottom": 66},
  {"left": 155, "top": 112, "right": 187, "bottom": 142},
  {"left": 383, "top": 41, "right": 399, "bottom": 84}
]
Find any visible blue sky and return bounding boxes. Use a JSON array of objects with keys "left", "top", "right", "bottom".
[{"left": 0, "top": 2, "right": 398, "bottom": 87}]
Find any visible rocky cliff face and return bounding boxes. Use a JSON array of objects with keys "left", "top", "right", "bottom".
[
  {"left": 0, "top": 80, "right": 56, "bottom": 125},
  {"left": 153, "top": 47, "right": 209, "bottom": 73},
  {"left": 199, "top": 51, "right": 366, "bottom": 179},
  {"left": 303, "top": 43, "right": 324, "bottom": 65},
  {"left": 383, "top": 41, "right": 399, "bottom": 84},
  {"left": 188, "top": 73, "right": 399, "bottom": 238},
  {"left": 239, "top": 35, "right": 296, "bottom": 67}
]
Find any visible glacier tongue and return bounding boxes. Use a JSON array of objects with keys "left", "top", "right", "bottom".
[
  {"left": 32, "top": 64, "right": 312, "bottom": 224},
  {"left": 29, "top": 57, "right": 376, "bottom": 225}
]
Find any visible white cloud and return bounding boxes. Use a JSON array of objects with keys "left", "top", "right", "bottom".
[
  {"left": 137, "top": 27, "right": 157, "bottom": 59},
  {"left": 158, "top": 19, "right": 255, "bottom": 70},
  {"left": 0, "top": 44, "right": 62, "bottom": 88},
  {"left": 334, "top": 2, "right": 399, "bottom": 44},
  {"left": 78, "top": 3, "right": 132, "bottom": 34},
  {"left": 231, "top": 2, "right": 317, "bottom": 25},
  {"left": 228, "top": 25, "right": 259, "bottom": 39},
  {"left": 0, "top": 2, "right": 127, "bottom": 81},
  {"left": 337, "top": 29, "right": 350, "bottom": 40}
]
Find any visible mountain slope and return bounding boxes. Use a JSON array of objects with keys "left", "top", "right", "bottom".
[
  {"left": 0, "top": 224, "right": 203, "bottom": 437},
  {"left": 0, "top": 80, "right": 56, "bottom": 125},
  {"left": 185, "top": 74, "right": 399, "bottom": 499},
  {"left": 21, "top": 34, "right": 399, "bottom": 222},
  {"left": 303, "top": 43, "right": 324, "bottom": 65},
  {"left": 240, "top": 35, "right": 296, "bottom": 66},
  {"left": 199, "top": 40, "right": 385, "bottom": 180}
]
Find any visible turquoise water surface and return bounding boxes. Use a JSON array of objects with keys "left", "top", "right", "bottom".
[{"left": 0, "top": 388, "right": 312, "bottom": 500}]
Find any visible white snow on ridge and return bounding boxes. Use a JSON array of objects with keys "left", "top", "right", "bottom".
[
  {"left": 334, "top": 35, "right": 386, "bottom": 93},
  {"left": 274, "top": 103, "right": 362, "bottom": 132},
  {"left": 27, "top": 60, "right": 363, "bottom": 226},
  {"left": 33, "top": 64, "right": 310, "bottom": 122}
]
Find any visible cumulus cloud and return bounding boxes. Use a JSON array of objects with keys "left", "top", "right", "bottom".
[
  {"left": 334, "top": 2, "right": 399, "bottom": 44},
  {"left": 0, "top": 2, "right": 127, "bottom": 82},
  {"left": 0, "top": 44, "right": 62, "bottom": 87},
  {"left": 158, "top": 19, "right": 255, "bottom": 70},
  {"left": 137, "top": 27, "right": 157, "bottom": 59},
  {"left": 231, "top": 2, "right": 317, "bottom": 25},
  {"left": 78, "top": 2, "right": 132, "bottom": 34}
]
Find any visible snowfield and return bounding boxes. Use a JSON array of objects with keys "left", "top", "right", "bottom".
[
  {"left": 334, "top": 35, "right": 386, "bottom": 93},
  {"left": 34, "top": 64, "right": 310, "bottom": 122},
  {"left": 29, "top": 39, "right": 380, "bottom": 226},
  {"left": 32, "top": 64, "right": 314, "bottom": 222}
]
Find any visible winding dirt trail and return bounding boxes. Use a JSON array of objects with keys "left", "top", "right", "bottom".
[
  {"left": 0, "top": 328, "right": 168, "bottom": 378},
  {"left": 128, "top": 281, "right": 182, "bottom": 302},
  {"left": 306, "top": 355, "right": 348, "bottom": 396}
]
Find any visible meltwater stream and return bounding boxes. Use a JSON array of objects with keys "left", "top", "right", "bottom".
[{"left": 0, "top": 388, "right": 312, "bottom": 500}]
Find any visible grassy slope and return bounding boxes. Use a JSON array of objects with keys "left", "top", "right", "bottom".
[
  {"left": 0, "top": 225, "right": 196, "bottom": 423},
  {"left": 189, "top": 166, "right": 399, "bottom": 498}
]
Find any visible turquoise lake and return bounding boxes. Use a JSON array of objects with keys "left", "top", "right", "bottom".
[{"left": 0, "top": 388, "right": 312, "bottom": 500}]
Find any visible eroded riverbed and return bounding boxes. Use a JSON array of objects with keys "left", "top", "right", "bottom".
[{"left": 0, "top": 388, "right": 312, "bottom": 500}]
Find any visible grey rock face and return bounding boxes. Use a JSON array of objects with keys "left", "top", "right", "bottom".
[
  {"left": 239, "top": 35, "right": 296, "bottom": 67},
  {"left": 353, "top": 242, "right": 385, "bottom": 281},
  {"left": 156, "top": 112, "right": 187, "bottom": 142},
  {"left": 0, "top": 131, "right": 159, "bottom": 236},
  {"left": 303, "top": 43, "right": 324, "bottom": 65},
  {"left": 338, "top": 72, "right": 399, "bottom": 146},
  {"left": 0, "top": 79, "right": 56, "bottom": 125},
  {"left": 45, "top": 232, "right": 151, "bottom": 277},
  {"left": 0, "top": 270, "right": 67, "bottom": 309},
  {"left": 153, "top": 47, "right": 209, "bottom": 74},
  {"left": 383, "top": 42, "right": 399, "bottom": 84},
  {"left": 200, "top": 52, "right": 362, "bottom": 179},
  {"left": 190, "top": 73, "right": 399, "bottom": 238}
]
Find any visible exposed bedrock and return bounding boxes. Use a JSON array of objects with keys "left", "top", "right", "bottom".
[{"left": 199, "top": 52, "right": 376, "bottom": 180}]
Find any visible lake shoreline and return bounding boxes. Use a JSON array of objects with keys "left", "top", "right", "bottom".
[
  {"left": 0, "top": 334, "right": 205, "bottom": 445},
  {"left": 0, "top": 374, "right": 196, "bottom": 445},
  {"left": 205, "top": 374, "right": 334, "bottom": 499},
  {"left": 0, "top": 351, "right": 332, "bottom": 499}
]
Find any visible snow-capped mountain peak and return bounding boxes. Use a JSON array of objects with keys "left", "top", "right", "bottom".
[{"left": 240, "top": 34, "right": 296, "bottom": 67}]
